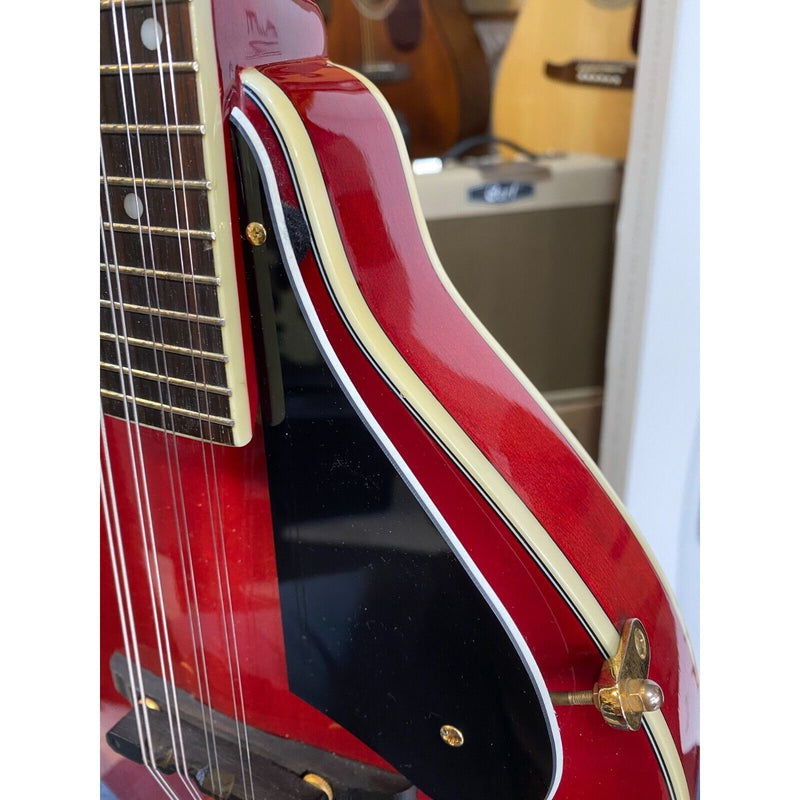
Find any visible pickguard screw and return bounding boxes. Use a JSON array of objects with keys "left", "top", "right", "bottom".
[
  {"left": 246, "top": 221, "right": 267, "bottom": 246},
  {"left": 439, "top": 724, "right": 465, "bottom": 747}
]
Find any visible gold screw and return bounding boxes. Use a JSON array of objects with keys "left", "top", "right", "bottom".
[
  {"left": 302, "top": 773, "right": 333, "bottom": 800},
  {"left": 439, "top": 724, "right": 465, "bottom": 747},
  {"left": 246, "top": 221, "right": 268, "bottom": 246},
  {"left": 138, "top": 696, "right": 161, "bottom": 711}
]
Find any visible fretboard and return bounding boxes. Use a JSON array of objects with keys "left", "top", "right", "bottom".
[{"left": 100, "top": 0, "right": 251, "bottom": 446}]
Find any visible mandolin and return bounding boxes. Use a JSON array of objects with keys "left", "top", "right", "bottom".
[
  {"left": 322, "top": 0, "right": 491, "bottom": 159},
  {"left": 100, "top": 1, "right": 697, "bottom": 798},
  {"left": 492, "top": 0, "right": 640, "bottom": 160}
]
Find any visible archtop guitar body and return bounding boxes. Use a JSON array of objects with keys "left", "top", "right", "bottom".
[{"left": 100, "top": 2, "right": 697, "bottom": 798}]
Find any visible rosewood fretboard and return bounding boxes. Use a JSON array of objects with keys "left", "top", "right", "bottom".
[{"left": 100, "top": 0, "right": 250, "bottom": 446}]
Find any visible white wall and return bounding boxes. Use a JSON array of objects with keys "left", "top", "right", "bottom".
[{"left": 600, "top": 0, "right": 700, "bottom": 659}]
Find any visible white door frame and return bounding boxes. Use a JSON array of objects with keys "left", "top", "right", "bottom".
[{"left": 599, "top": 0, "right": 699, "bottom": 654}]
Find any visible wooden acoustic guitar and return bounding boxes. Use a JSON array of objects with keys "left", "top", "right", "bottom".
[
  {"left": 100, "top": 1, "right": 697, "bottom": 799},
  {"left": 322, "top": 0, "right": 491, "bottom": 158},
  {"left": 493, "top": 0, "right": 641, "bottom": 160}
]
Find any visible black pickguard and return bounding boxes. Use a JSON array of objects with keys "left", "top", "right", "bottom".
[{"left": 231, "top": 120, "right": 556, "bottom": 800}]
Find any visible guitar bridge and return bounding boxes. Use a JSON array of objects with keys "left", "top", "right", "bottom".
[{"left": 106, "top": 653, "right": 415, "bottom": 800}]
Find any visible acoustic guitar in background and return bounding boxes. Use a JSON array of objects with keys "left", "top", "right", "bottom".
[
  {"left": 493, "top": 0, "right": 642, "bottom": 160},
  {"left": 321, "top": 0, "right": 491, "bottom": 158}
]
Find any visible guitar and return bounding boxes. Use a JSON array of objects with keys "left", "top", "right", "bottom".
[
  {"left": 492, "top": 0, "right": 641, "bottom": 160},
  {"left": 100, "top": 1, "right": 698, "bottom": 799},
  {"left": 321, "top": 0, "right": 491, "bottom": 159}
]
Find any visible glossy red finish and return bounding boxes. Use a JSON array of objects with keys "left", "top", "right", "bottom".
[
  {"left": 211, "top": 0, "right": 326, "bottom": 94},
  {"left": 231, "top": 90, "right": 679, "bottom": 799},
  {"left": 100, "top": 3, "right": 698, "bottom": 799},
  {"left": 258, "top": 58, "right": 700, "bottom": 792}
]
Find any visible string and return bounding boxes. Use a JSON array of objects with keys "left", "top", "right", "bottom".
[
  {"left": 104, "top": 1, "right": 257, "bottom": 796},
  {"left": 133, "top": 0, "right": 234, "bottom": 791},
  {"left": 106, "top": 1, "right": 203, "bottom": 795},
  {"left": 155, "top": 2, "right": 259, "bottom": 796},
  {"left": 141, "top": 0, "right": 230, "bottom": 790},
  {"left": 100, "top": 190, "right": 181, "bottom": 800}
]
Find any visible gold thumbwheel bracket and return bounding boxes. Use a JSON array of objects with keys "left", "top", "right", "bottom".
[{"left": 550, "top": 618, "right": 664, "bottom": 731}]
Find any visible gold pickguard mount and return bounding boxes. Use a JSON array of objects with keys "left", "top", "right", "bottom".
[{"left": 550, "top": 618, "right": 664, "bottom": 731}]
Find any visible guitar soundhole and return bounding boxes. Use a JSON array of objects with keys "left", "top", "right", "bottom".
[{"left": 386, "top": 0, "right": 422, "bottom": 52}]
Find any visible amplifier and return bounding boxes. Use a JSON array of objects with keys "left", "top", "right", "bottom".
[{"left": 413, "top": 154, "right": 622, "bottom": 458}]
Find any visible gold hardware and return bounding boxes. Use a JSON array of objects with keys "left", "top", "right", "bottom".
[
  {"left": 246, "top": 221, "right": 268, "bottom": 246},
  {"left": 302, "top": 773, "right": 334, "bottom": 800},
  {"left": 439, "top": 724, "right": 465, "bottom": 747},
  {"left": 137, "top": 696, "right": 161, "bottom": 711},
  {"left": 550, "top": 618, "right": 664, "bottom": 731}
]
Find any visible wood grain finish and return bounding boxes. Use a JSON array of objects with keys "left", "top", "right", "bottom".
[
  {"left": 324, "top": 0, "right": 491, "bottom": 158},
  {"left": 492, "top": 0, "right": 638, "bottom": 160}
]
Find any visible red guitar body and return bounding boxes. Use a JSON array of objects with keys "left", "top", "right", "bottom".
[{"left": 100, "top": 2, "right": 698, "bottom": 799}]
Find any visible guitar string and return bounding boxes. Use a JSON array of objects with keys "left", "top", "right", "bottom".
[
  {"left": 108, "top": 3, "right": 203, "bottom": 796},
  {"left": 105, "top": 2, "right": 254, "bottom": 796},
  {"left": 156, "top": 1, "right": 257, "bottom": 795},
  {"left": 140, "top": 0, "right": 229, "bottom": 789},
  {"left": 101, "top": 409, "right": 181, "bottom": 800},
  {"left": 115, "top": 2, "right": 220, "bottom": 796},
  {"left": 359, "top": 11, "right": 372, "bottom": 68},
  {"left": 100, "top": 195, "right": 181, "bottom": 800},
  {"left": 108, "top": 8, "right": 199, "bottom": 797},
  {"left": 355, "top": 0, "right": 401, "bottom": 66},
  {"left": 101, "top": 171, "right": 194, "bottom": 800},
  {"left": 104, "top": 0, "right": 247, "bottom": 792},
  {"left": 135, "top": 0, "right": 236, "bottom": 791},
  {"left": 137, "top": 0, "right": 255, "bottom": 795}
]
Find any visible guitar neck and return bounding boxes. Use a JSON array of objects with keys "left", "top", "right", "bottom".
[{"left": 99, "top": 0, "right": 251, "bottom": 445}]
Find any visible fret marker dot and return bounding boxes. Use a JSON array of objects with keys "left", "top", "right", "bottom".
[
  {"left": 140, "top": 18, "right": 163, "bottom": 51},
  {"left": 124, "top": 193, "right": 144, "bottom": 220}
]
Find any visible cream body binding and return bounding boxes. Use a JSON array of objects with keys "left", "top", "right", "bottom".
[{"left": 239, "top": 66, "right": 691, "bottom": 800}]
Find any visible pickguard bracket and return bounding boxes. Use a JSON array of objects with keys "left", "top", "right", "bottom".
[{"left": 550, "top": 618, "right": 664, "bottom": 731}]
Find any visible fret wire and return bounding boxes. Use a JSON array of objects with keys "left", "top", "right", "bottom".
[
  {"left": 100, "top": 176, "right": 211, "bottom": 190},
  {"left": 100, "top": 362, "right": 232, "bottom": 396},
  {"left": 100, "top": 263, "right": 220, "bottom": 286},
  {"left": 101, "top": 123, "right": 205, "bottom": 135},
  {"left": 102, "top": 221, "right": 216, "bottom": 241},
  {"left": 100, "top": 331, "right": 229, "bottom": 362},
  {"left": 101, "top": 298, "right": 225, "bottom": 326},
  {"left": 101, "top": 62, "right": 198, "bottom": 75},
  {"left": 101, "top": 389, "right": 234, "bottom": 427}
]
